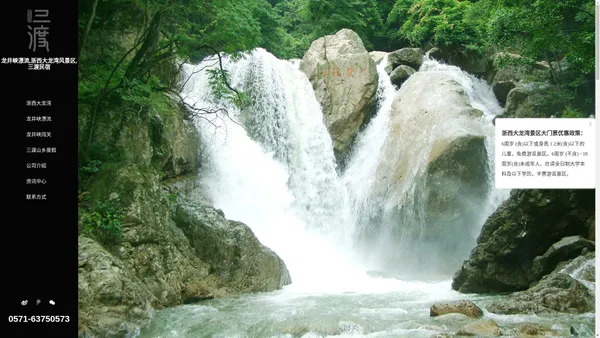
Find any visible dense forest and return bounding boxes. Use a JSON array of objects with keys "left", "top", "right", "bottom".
[
  {"left": 77, "top": 0, "right": 595, "bottom": 235},
  {"left": 77, "top": 0, "right": 595, "bottom": 112}
]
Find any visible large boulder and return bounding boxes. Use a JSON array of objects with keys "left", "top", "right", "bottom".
[
  {"left": 503, "top": 82, "right": 566, "bottom": 118},
  {"left": 299, "top": 29, "right": 378, "bottom": 164},
  {"left": 173, "top": 199, "right": 292, "bottom": 292},
  {"left": 452, "top": 189, "right": 595, "bottom": 293},
  {"left": 389, "top": 65, "right": 416, "bottom": 87},
  {"left": 485, "top": 252, "right": 595, "bottom": 315},
  {"left": 367, "top": 70, "right": 493, "bottom": 275},
  {"left": 385, "top": 47, "right": 423, "bottom": 73}
]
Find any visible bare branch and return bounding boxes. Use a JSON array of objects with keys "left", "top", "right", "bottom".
[{"left": 165, "top": 87, "right": 247, "bottom": 134}]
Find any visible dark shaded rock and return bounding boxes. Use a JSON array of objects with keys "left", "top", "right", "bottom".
[
  {"left": 485, "top": 252, "right": 595, "bottom": 315},
  {"left": 456, "top": 319, "right": 500, "bottom": 336},
  {"left": 389, "top": 65, "right": 416, "bottom": 87},
  {"left": 503, "top": 82, "right": 565, "bottom": 118},
  {"left": 430, "top": 300, "right": 483, "bottom": 318},
  {"left": 425, "top": 47, "right": 444, "bottom": 61},
  {"left": 182, "top": 295, "right": 214, "bottom": 304},
  {"left": 452, "top": 189, "right": 595, "bottom": 293},
  {"left": 385, "top": 47, "right": 423, "bottom": 73},
  {"left": 585, "top": 215, "right": 595, "bottom": 241},
  {"left": 531, "top": 236, "right": 595, "bottom": 280},
  {"left": 492, "top": 80, "right": 516, "bottom": 106}
]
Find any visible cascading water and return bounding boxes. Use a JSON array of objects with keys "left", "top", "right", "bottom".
[
  {"left": 341, "top": 58, "right": 395, "bottom": 256},
  {"left": 342, "top": 57, "right": 511, "bottom": 278},
  {"left": 179, "top": 48, "right": 363, "bottom": 292}
]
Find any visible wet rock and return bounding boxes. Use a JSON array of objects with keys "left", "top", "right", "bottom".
[
  {"left": 531, "top": 236, "right": 595, "bottom": 280},
  {"left": 369, "top": 51, "right": 388, "bottom": 65},
  {"left": 485, "top": 252, "right": 595, "bottom": 314},
  {"left": 517, "top": 323, "right": 560, "bottom": 337},
  {"left": 431, "top": 334, "right": 456, "bottom": 338},
  {"left": 455, "top": 319, "right": 500, "bottom": 336},
  {"left": 389, "top": 65, "right": 415, "bottom": 87},
  {"left": 431, "top": 313, "right": 472, "bottom": 322},
  {"left": 430, "top": 300, "right": 483, "bottom": 318},
  {"left": 385, "top": 47, "right": 423, "bottom": 73},
  {"left": 149, "top": 110, "right": 201, "bottom": 179},
  {"left": 300, "top": 29, "right": 378, "bottom": 165},
  {"left": 452, "top": 189, "right": 595, "bottom": 293}
]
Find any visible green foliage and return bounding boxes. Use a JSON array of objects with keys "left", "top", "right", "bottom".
[
  {"left": 80, "top": 160, "right": 102, "bottom": 175},
  {"left": 207, "top": 68, "right": 251, "bottom": 109},
  {"left": 306, "top": 0, "right": 388, "bottom": 50},
  {"left": 388, "top": 0, "right": 487, "bottom": 56},
  {"left": 166, "top": 192, "right": 179, "bottom": 214},
  {"left": 559, "top": 106, "right": 587, "bottom": 118},
  {"left": 487, "top": 0, "right": 595, "bottom": 85},
  {"left": 80, "top": 199, "right": 126, "bottom": 245}
]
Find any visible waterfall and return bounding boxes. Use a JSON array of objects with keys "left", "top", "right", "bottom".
[
  {"left": 341, "top": 57, "right": 510, "bottom": 278},
  {"left": 342, "top": 58, "right": 395, "bottom": 253},
  {"left": 180, "top": 48, "right": 361, "bottom": 292},
  {"left": 181, "top": 48, "right": 510, "bottom": 286}
]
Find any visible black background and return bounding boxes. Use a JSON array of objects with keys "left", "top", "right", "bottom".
[{"left": 1, "top": 1, "right": 77, "bottom": 337}]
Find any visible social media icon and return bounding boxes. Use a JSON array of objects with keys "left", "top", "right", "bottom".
[
  {"left": 36, "top": 299, "right": 41, "bottom": 305},
  {"left": 21, "top": 300, "right": 28, "bottom": 306},
  {"left": 49, "top": 300, "right": 55, "bottom": 305}
]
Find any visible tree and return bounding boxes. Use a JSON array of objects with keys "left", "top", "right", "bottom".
[
  {"left": 387, "top": 0, "right": 487, "bottom": 55},
  {"left": 306, "top": 0, "right": 387, "bottom": 50}
]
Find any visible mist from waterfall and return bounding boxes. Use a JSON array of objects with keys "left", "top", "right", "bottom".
[{"left": 341, "top": 57, "right": 511, "bottom": 278}]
